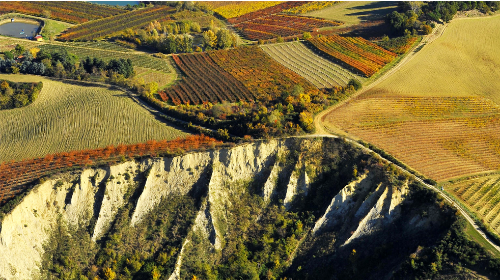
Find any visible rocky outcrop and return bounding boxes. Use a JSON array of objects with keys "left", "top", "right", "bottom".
[
  {"left": 0, "top": 140, "right": 291, "bottom": 279},
  {"left": 312, "top": 172, "right": 374, "bottom": 234},
  {"left": 0, "top": 137, "right": 438, "bottom": 280},
  {"left": 130, "top": 152, "right": 212, "bottom": 227},
  {"left": 0, "top": 179, "right": 76, "bottom": 279}
]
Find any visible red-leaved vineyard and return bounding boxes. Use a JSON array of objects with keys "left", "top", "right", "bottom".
[{"left": 0, "top": 135, "right": 222, "bottom": 205}]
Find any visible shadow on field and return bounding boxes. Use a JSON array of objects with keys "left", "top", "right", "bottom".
[
  {"left": 346, "top": 1, "right": 398, "bottom": 22},
  {"left": 111, "top": 93, "right": 129, "bottom": 98},
  {"left": 152, "top": 113, "right": 193, "bottom": 135},
  {"left": 47, "top": 77, "right": 110, "bottom": 89}
]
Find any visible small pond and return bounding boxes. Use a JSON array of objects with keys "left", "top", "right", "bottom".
[
  {"left": 0, "top": 22, "right": 40, "bottom": 39},
  {"left": 88, "top": 1, "right": 139, "bottom": 6}
]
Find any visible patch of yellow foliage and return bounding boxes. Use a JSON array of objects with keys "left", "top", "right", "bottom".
[
  {"left": 213, "top": 1, "right": 283, "bottom": 19},
  {"left": 283, "top": 1, "right": 340, "bottom": 14}
]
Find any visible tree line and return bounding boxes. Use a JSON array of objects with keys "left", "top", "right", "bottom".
[
  {"left": 0, "top": 44, "right": 135, "bottom": 81},
  {"left": 386, "top": 1, "right": 500, "bottom": 36},
  {"left": 120, "top": 18, "right": 240, "bottom": 54}
]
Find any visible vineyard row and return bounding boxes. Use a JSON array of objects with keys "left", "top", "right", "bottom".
[{"left": 0, "top": 135, "right": 222, "bottom": 206}]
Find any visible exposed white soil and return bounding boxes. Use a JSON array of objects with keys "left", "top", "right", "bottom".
[{"left": 0, "top": 138, "right": 431, "bottom": 279}]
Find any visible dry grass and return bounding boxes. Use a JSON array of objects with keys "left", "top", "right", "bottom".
[
  {"left": 303, "top": 1, "right": 397, "bottom": 27},
  {"left": 367, "top": 15, "right": 500, "bottom": 103},
  {"left": 0, "top": 74, "right": 189, "bottom": 163},
  {"left": 323, "top": 15, "right": 500, "bottom": 182},
  {"left": 133, "top": 67, "right": 176, "bottom": 89}
]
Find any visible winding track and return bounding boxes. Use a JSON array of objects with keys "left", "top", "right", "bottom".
[
  {"left": 303, "top": 133, "right": 500, "bottom": 254},
  {"left": 314, "top": 23, "right": 448, "bottom": 135},
  {"left": 312, "top": 20, "right": 500, "bottom": 254}
]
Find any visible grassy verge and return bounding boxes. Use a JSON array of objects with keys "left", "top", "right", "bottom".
[
  {"left": 464, "top": 222, "right": 500, "bottom": 258},
  {"left": 41, "top": 19, "right": 72, "bottom": 40},
  {"left": 441, "top": 188, "right": 500, "bottom": 252}
]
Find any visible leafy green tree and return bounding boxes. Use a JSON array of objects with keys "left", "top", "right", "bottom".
[
  {"left": 216, "top": 29, "right": 233, "bottom": 49},
  {"left": 14, "top": 44, "right": 24, "bottom": 56},
  {"left": 348, "top": 79, "right": 362, "bottom": 90},
  {"left": 4, "top": 51, "right": 14, "bottom": 60}
]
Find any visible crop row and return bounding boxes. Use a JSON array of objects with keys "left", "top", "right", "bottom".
[
  {"left": 212, "top": 1, "right": 284, "bottom": 20},
  {"left": 0, "top": 1, "right": 125, "bottom": 24},
  {"left": 282, "top": 1, "right": 340, "bottom": 14},
  {"left": 343, "top": 96, "right": 500, "bottom": 122},
  {"left": 161, "top": 53, "right": 254, "bottom": 105},
  {"left": 227, "top": 1, "right": 308, "bottom": 24},
  {"left": 57, "top": 41, "right": 134, "bottom": 52},
  {"left": 235, "top": 15, "right": 342, "bottom": 40},
  {"left": 377, "top": 36, "right": 418, "bottom": 55},
  {"left": 327, "top": 108, "right": 500, "bottom": 181},
  {"left": 58, "top": 6, "right": 175, "bottom": 41},
  {"left": 261, "top": 42, "right": 364, "bottom": 88},
  {"left": 207, "top": 46, "right": 318, "bottom": 100},
  {"left": 449, "top": 175, "right": 500, "bottom": 233},
  {"left": 0, "top": 135, "right": 222, "bottom": 206},
  {"left": 307, "top": 35, "right": 397, "bottom": 77}
]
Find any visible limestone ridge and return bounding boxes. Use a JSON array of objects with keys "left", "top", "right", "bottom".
[
  {"left": 0, "top": 139, "right": 289, "bottom": 279},
  {"left": 0, "top": 137, "right": 434, "bottom": 279}
]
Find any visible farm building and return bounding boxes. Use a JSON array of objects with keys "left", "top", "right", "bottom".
[{"left": 34, "top": 35, "right": 43, "bottom": 41}]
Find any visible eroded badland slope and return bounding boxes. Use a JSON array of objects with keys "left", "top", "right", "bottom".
[{"left": 0, "top": 137, "right": 497, "bottom": 280}]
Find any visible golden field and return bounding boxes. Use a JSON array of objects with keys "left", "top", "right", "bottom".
[
  {"left": 323, "top": 14, "right": 500, "bottom": 182},
  {"left": 0, "top": 74, "right": 189, "bottom": 163}
]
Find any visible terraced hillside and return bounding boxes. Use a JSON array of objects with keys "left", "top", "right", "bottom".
[
  {"left": 0, "top": 74, "right": 188, "bottom": 163},
  {"left": 261, "top": 41, "right": 365, "bottom": 88},
  {"left": 0, "top": 1, "right": 126, "bottom": 24},
  {"left": 58, "top": 5, "right": 176, "bottom": 41},
  {"left": 323, "top": 15, "right": 500, "bottom": 182},
  {"left": 307, "top": 35, "right": 397, "bottom": 77},
  {"left": 446, "top": 174, "right": 500, "bottom": 234}
]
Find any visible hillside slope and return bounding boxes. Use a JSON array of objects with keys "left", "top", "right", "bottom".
[
  {"left": 0, "top": 138, "right": 498, "bottom": 280},
  {"left": 322, "top": 15, "right": 500, "bottom": 182},
  {"left": 0, "top": 74, "right": 188, "bottom": 163}
]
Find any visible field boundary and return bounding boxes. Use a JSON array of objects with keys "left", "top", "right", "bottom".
[{"left": 314, "top": 22, "right": 446, "bottom": 135}]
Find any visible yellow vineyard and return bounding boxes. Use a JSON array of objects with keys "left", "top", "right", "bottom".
[
  {"left": 323, "top": 14, "right": 500, "bottom": 182},
  {"left": 212, "top": 1, "right": 283, "bottom": 19},
  {"left": 447, "top": 175, "right": 500, "bottom": 234}
]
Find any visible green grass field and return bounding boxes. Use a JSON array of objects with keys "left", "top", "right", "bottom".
[
  {"left": 0, "top": 74, "right": 189, "bottom": 163},
  {"left": 303, "top": 1, "right": 398, "bottom": 27},
  {"left": 323, "top": 15, "right": 500, "bottom": 182},
  {"left": 41, "top": 18, "right": 73, "bottom": 40}
]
